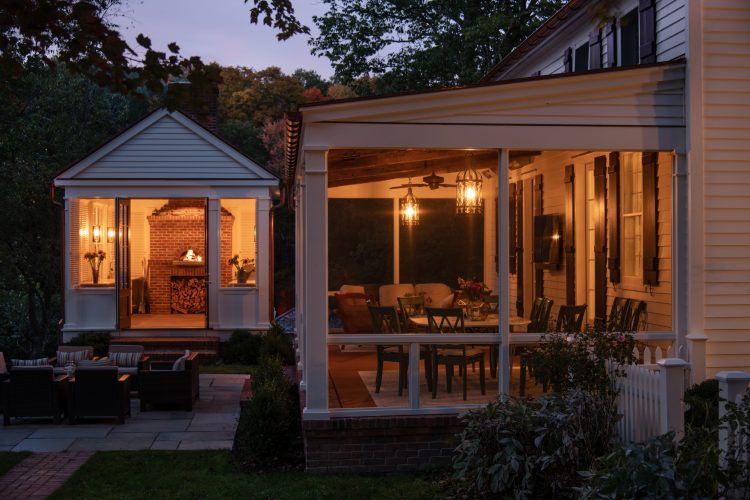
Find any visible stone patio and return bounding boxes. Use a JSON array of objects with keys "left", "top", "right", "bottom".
[{"left": 0, "top": 374, "right": 247, "bottom": 452}]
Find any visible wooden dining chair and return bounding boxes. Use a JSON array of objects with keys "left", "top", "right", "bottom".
[
  {"left": 368, "top": 305, "right": 409, "bottom": 396},
  {"left": 625, "top": 300, "right": 647, "bottom": 332},
  {"left": 607, "top": 297, "right": 632, "bottom": 332},
  {"left": 426, "top": 307, "right": 485, "bottom": 401},
  {"left": 554, "top": 304, "right": 588, "bottom": 333},
  {"left": 397, "top": 295, "right": 425, "bottom": 332},
  {"left": 527, "top": 297, "right": 553, "bottom": 333}
]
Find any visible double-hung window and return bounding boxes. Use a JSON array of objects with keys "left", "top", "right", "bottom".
[{"left": 621, "top": 153, "right": 643, "bottom": 280}]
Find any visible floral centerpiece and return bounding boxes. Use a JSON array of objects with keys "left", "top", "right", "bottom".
[
  {"left": 228, "top": 255, "right": 256, "bottom": 284},
  {"left": 84, "top": 250, "right": 106, "bottom": 284},
  {"left": 458, "top": 277, "right": 492, "bottom": 320}
]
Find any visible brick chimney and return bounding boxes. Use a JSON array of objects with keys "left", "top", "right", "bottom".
[{"left": 169, "top": 80, "right": 219, "bottom": 133}]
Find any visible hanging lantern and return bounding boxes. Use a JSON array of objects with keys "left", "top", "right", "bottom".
[
  {"left": 91, "top": 225, "right": 102, "bottom": 243},
  {"left": 400, "top": 185, "right": 419, "bottom": 226},
  {"left": 456, "top": 155, "right": 484, "bottom": 215}
]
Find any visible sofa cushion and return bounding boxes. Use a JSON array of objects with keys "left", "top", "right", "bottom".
[
  {"left": 378, "top": 284, "right": 415, "bottom": 307},
  {"left": 336, "top": 293, "right": 372, "bottom": 333},
  {"left": 56, "top": 349, "right": 91, "bottom": 366},
  {"left": 78, "top": 358, "right": 114, "bottom": 367},
  {"left": 438, "top": 293, "right": 456, "bottom": 308},
  {"left": 109, "top": 351, "right": 142, "bottom": 368},
  {"left": 339, "top": 284, "right": 366, "bottom": 295},
  {"left": 172, "top": 351, "right": 191, "bottom": 371},
  {"left": 415, "top": 283, "right": 453, "bottom": 307},
  {"left": 11, "top": 358, "right": 49, "bottom": 367}
]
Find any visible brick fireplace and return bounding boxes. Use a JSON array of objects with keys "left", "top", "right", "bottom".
[{"left": 147, "top": 200, "right": 233, "bottom": 314}]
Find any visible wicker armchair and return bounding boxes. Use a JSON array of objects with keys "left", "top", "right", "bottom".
[
  {"left": 139, "top": 352, "right": 200, "bottom": 411},
  {"left": 3, "top": 366, "right": 67, "bottom": 425},
  {"left": 68, "top": 367, "right": 131, "bottom": 424}
]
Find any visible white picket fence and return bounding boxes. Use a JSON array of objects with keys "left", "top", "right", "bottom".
[{"left": 609, "top": 356, "right": 689, "bottom": 445}]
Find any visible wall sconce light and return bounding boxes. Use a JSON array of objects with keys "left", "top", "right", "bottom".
[
  {"left": 91, "top": 225, "right": 102, "bottom": 243},
  {"left": 106, "top": 227, "right": 115, "bottom": 243},
  {"left": 456, "top": 154, "right": 484, "bottom": 215}
]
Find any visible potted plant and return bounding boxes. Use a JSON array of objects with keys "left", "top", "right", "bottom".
[
  {"left": 83, "top": 250, "right": 106, "bottom": 284},
  {"left": 228, "top": 255, "right": 256, "bottom": 284},
  {"left": 457, "top": 277, "right": 491, "bottom": 320}
]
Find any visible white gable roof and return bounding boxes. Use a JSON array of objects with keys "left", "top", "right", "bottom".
[{"left": 56, "top": 109, "right": 277, "bottom": 184}]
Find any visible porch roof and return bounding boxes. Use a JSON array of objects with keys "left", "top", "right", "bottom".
[
  {"left": 55, "top": 109, "right": 279, "bottom": 188},
  {"left": 285, "top": 60, "right": 686, "bottom": 200}
]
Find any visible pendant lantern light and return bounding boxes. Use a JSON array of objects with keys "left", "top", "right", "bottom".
[
  {"left": 456, "top": 154, "right": 484, "bottom": 215},
  {"left": 400, "top": 180, "right": 420, "bottom": 226}
]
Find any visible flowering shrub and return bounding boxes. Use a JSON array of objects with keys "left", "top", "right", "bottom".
[{"left": 525, "top": 325, "right": 638, "bottom": 397}]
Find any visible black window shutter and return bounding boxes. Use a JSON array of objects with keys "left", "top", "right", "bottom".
[
  {"left": 564, "top": 47, "right": 573, "bottom": 72},
  {"left": 608, "top": 152, "right": 621, "bottom": 284},
  {"left": 594, "top": 156, "right": 608, "bottom": 325},
  {"left": 605, "top": 19, "right": 617, "bottom": 67},
  {"left": 509, "top": 183, "right": 517, "bottom": 274},
  {"left": 534, "top": 174, "right": 544, "bottom": 298},
  {"left": 589, "top": 29, "right": 602, "bottom": 70},
  {"left": 642, "top": 152, "right": 659, "bottom": 286},
  {"left": 564, "top": 165, "right": 576, "bottom": 305},
  {"left": 639, "top": 0, "right": 656, "bottom": 63},
  {"left": 516, "top": 181, "right": 524, "bottom": 317}
]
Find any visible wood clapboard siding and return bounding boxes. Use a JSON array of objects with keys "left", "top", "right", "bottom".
[
  {"left": 655, "top": 0, "right": 688, "bottom": 61},
  {"left": 702, "top": 0, "right": 750, "bottom": 374},
  {"left": 76, "top": 115, "right": 264, "bottom": 180}
]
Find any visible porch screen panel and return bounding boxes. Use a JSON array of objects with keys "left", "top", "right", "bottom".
[
  {"left": 328, "top": 199, "right": 393, "bottom": 290},
  {"left": 399, "top": 199, "right": 483, "bottom": 288},
  {"left": 221, "top": 199, "right": 257, "bottom": 287}
]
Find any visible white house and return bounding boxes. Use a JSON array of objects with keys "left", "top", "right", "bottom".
[
  {"left": 54, "top": 108, "right": 279, "bottom": 340},
  {"left": 286, "top": 0, "right": 750, "bottom": 471}
]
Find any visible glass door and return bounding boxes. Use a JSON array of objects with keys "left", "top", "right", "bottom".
[{"left": 116, "top": 198, "right": 132, "bottom": 329}]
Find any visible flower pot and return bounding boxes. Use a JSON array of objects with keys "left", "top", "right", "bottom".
[
  {"left": 91, "top": 267, "right": 99, "bottom": 284},
  {"left": 469, "top": 301, "right": 488, "bottom": 321},
  {"left": 237, "top": 269, "right": 251, "bottom": 284}
]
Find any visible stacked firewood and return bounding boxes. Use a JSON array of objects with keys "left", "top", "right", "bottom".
[{"left": 171, "top": 277, "right": 206, "bottom": 314}]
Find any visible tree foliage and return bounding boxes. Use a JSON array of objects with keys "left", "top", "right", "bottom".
[
  {"left": 311, "top": 0, "right": 565, "bottom": 92},
  {"left": 0, "top": 61, "right": 147, "bottom": 357},
  {"left": 1, "top": 0, "right": 308, "bottom": 107}
]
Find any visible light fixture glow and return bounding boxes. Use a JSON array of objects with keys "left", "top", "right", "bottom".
[
  {"left": 106, "top": 227, "right": 115, "bottom": 243},
  {"left": 400, "top": 183, "right": 419, "bottom": 226},
  {"left": 456, "top": 155, "right": 484, "bottom": 215},
  {"left": 91, "top": 225, "right": 102, "bottom": 243}
]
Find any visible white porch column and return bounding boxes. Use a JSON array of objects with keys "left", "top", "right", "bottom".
[
  {"left": 498, "top": 149, "right": 510, "bottom": 397},
  {"left": 207, "top": 198, "right": 220, "bottom": 329},
  {"left": 295, "top": 178, "right": 306, "bottom": 388},
  {"left": 673, "top": 152, "right": 689, "bottom": 360},
  {"left": 303, "top": 149, "right": 329, "bottom": 419},
  {"left": 256, "top": 197, "right": 271, "bottom": 327}
]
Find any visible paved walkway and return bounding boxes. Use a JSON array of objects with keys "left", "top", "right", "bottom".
[
  {"left": 0, "top": 451, "right": 93, "bottom": 499},
  {"left": 0, "top": 374, "right": 247, "bottom": 452}
]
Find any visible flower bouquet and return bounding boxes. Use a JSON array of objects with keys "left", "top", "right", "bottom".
[
  {"left": 458, "top": 277, "right": 492, "bottom": 320},
  {"left": 84, "top": 250, "right": 106, "bottom": 284},
  {"left": 228, "top": 255, "right": 256, "bottom": 284}
]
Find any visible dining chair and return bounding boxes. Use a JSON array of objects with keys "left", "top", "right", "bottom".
[
  {"left": 625, "top": 300, "right": 647, "bottom": 332},
  {"left": 607, "top": 297, "right": 632, "bottom": 332},
  {"left": 554, "top": 304, "right": 588, "bottom": 333},
  {"left": 426, "top": 307, "right": 485, "bottom": 401},
  {"left": 368, "top": 305, "right": 409, "bottom": 396},
  {"left": 397, "top": 295, "right": 425, "bottom": 332},
  {"left": 527, "top": 297, "right": 553, "bottom": 333}
]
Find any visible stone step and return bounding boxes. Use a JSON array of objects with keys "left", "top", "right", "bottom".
[{"left": 109, "top": 336, "right": 220, "bottom": 361}]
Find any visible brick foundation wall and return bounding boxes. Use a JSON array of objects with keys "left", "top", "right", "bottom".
[
  {"left": 302, "top": 414, "right": 463, "bottom": 473},
  {"left": 220, "top": 214, "right": 233, "bottom": 286}
]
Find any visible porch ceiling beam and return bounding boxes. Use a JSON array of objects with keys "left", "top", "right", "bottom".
[
  {"left": 328, "top": 152, "right": 499, "bottom": 187},
  {"left": 328, "top": 149, "right": 470, "bottom": 169}
]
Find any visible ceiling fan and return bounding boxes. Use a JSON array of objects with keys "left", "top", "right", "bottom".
[{"left": 389, "top": 170, "right": 457, "bottom": 191}]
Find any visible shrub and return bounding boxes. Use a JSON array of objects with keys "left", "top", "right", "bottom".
[
  {"left": 451, "top": 389, "right": 617, "bottom": 499},
  {"left": 259, "top": 323, "right": 294, "bottom": 365},
  {"left": 66, "top": 331, "right": 111, "bottom": 357},
  {"left": 525, "top": 326, "right": 637, "bottom": 397},
  {"left": 221, "top": 330, "right": 262, "bottom": 365},
  {"left": 684, "top": 379, "right": 720, "bottom": 430},
  {"left": 232, "top": 356, "right": 302, "bottom": 470}
]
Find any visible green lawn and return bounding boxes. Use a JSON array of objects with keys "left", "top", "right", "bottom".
[
  {"left": 50, "top": 451, "right": 444, "bottom": 500},
  {"left": 0, "top": 452, "right": 30, "bottom": 475},
  {"left": 200, "top": 363, "right": 254, "bottom": 374}
]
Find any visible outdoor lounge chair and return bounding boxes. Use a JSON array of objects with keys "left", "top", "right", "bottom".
[
  {"left": 3, "top": 366, "right": 67, "bottom": 425},
  {"left": 138, "top": 352, "right": 200, "bottom": 411},
  {"left": 53, "top": 345, "right": 95, "bottom": 375},
  {"left": 68, "top": 366, "right": 131, "bottom": 424},
  {"left": 108, "top": 344, "right": 149, "bottom": 390}
]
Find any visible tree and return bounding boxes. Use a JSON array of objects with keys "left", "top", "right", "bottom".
[
  {"left": 0, "top": 61, "right": 147, "bottom": 356},
  {"left": 311, "top": 0, "right": 565, "bottom": 92},
  {"left": 1, "top": 0, "right": 308, "bottom": 106}
]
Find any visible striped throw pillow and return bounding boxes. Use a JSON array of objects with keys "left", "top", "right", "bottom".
[
  {"left": 77, "top": 358, "right": 114, "bottom": 367},
  {"left": 11, "top": 358, "right": 50, "bottom": 367},
  {"left": 56, "top": 350, "right": 90, "bottom": 366},
  {"left": 108, "top": 351, "right": 142, "bottom": 367}
]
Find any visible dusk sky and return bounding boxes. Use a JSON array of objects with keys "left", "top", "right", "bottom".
[{"left": 117, "top": 0, "right": 335, "bottom": 78}]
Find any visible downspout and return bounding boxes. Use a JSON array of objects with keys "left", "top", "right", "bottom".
[{"left": 49, "top": 183, "right": 65, "bottom": 344}]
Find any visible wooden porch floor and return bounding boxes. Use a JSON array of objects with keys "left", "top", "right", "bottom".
[{"left": 130, "top": 313, "right": 206, "bottom": 329}]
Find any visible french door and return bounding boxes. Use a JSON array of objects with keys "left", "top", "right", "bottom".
[{"left": 116, "top": 198, "right": 131, "bottom": 329}]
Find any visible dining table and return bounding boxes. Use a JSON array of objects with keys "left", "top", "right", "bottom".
[{"left": 408, "top": 314, "right": 531, "bottom": 331}]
